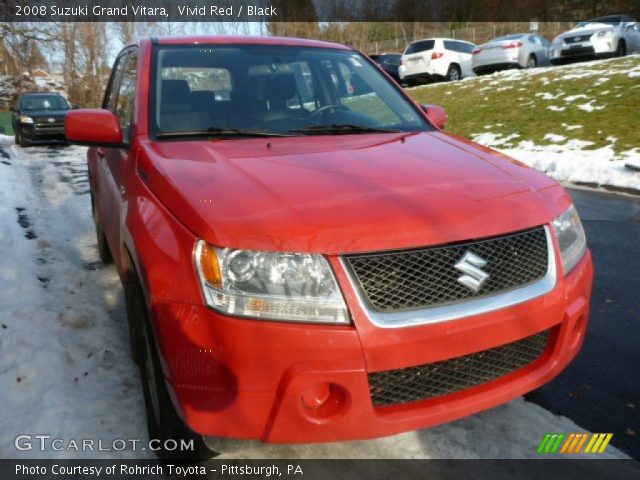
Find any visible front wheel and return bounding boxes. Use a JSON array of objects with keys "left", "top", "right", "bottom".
[
  {"left": 616, "top": 39, "right": 626, "bottom": 57},
  {"left": 91, "top": 193, "right": 113, "bottom": 264},
  {"left": 17, "top": 130, "right": 29, "bottom": 147},
  {"left": 446, "top": 64, "right": 461, "bottom": 81},
  {"left": 132, "top": 280, "right": 218, "bottom": 459}
]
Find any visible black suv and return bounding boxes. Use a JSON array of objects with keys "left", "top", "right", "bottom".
[{"left": 11, "top": 93, "right": 71, "bottom": 146}]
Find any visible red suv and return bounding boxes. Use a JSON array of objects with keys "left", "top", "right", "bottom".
[{"left": 65, "top": 36, "right": 593, "bottom": 458}]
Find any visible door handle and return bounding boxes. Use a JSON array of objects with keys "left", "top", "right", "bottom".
[{"left": 119, "top": 186, "right": 126, "bottom": 198}]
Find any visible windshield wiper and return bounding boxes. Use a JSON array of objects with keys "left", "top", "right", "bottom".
[
  {"left": 157, "top": 127, "right": 293, "bottom": 139},
  {"left": 291, "top": 124, "right": 401, "bottom": 135}
]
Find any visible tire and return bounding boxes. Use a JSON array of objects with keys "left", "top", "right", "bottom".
[
  {"left": 131, "top": 279, "right": 217, "bottom": 459},
  {"left": 616, "top": 39, "right": 626, "bottom": 57},
  {"left": 18, "top": 131, "right": 29, "bottom": 147},
  {"left": 124, "top": 280, "right": 143, "bottom": 365},
  {"left": 526, "top": 55, "right": 537, "bottom": 69},
  {"left": 91, "top": 192, "right": 113, "bottom": 265},
  {"left": 445, "top": 64, "right": 461, "bottom": 81}
]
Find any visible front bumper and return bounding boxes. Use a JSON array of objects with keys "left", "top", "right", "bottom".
[
  {"left": 19, "top": 124, "right": 67, "bottom": 144},
  {"left": 151, "top": 250, "right": 593, "bottom": 443},
  {"left": 550, "top": 37, "right": 618, "bottom": 63}
]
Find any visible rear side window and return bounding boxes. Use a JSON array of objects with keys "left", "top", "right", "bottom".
[
  {"left": 444, "top": 41, "right": 475, "bottom": 54},
  {"left": 458, "top": 42, "right": 475, "bottom": 54},
  {"left": 405, "top": 40, "right": 435, "bottom": 55}
]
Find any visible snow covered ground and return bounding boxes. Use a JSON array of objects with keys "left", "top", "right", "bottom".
[
  {"left": 0, "top": 135, "right": 629, "bottom": 459},
  {"left": 469, "top": 57, "right": 640, "bottom": 191},
  {"left": 473, "top": 134, "right": 640, "bottom": 191}
]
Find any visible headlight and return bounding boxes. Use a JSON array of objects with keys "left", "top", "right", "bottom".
[
  {"left": 552, "top": 205, "right": 587, "bottom": 275},
  {"left": 551, "top": 37, "right": 563, "bottom": 46},
  {"left": 596, "top": 30, "right": 614, "bottom": 37},
  {"left": 19, "top": 115, "right": 34, "bottom": 124},
  {"left": 194, "top": 241, "right": 349, "bottom": 324}
]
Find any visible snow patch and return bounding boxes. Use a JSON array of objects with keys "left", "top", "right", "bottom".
[
  {"left": 472, "top": 132, "right": 520, "bottom": 146},
  {"left": 564, "top": 94, "right": 587, "bottom": 102},
  {"left": 577, "top": 100, "right": 605, "bottom": 112},
  {"left": 473, "top": 133, "right": 639, "bottom": 191},
  {"left": 543, "top": 133, "right": 566, "bottom": 143}
]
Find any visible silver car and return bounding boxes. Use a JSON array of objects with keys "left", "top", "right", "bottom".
[
  {"left": 550, "top": 15, "right": 640, "bottom": 64},
  {"left": 472, "top": 33, "right": 551, "bottom": 74}
]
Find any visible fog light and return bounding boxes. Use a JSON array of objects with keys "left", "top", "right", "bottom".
[
  {"left": 298, "top": 383, "right": 350, "bottom": 423},
  {"left": 301, "top": 383, "right": 332, "bottom": 410}
]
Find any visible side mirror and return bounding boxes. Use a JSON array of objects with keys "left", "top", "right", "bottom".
[
  {"left": 65, "top": 109, "right": 124, "bottom": 147},
  {"left": 71, "top": 104, "right": 80, "bottom": 109},
  {"left": 421, "top": 104, "right": 447, "bottom": 130}
]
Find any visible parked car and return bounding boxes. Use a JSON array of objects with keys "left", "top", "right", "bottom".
[
  {"left": 399, "top": 38, "right": 476, "bottom": 84},
  {"left": 550, "top": 14, "right": 640, "bottom": 64},
  {"left": 369, "top": 52, "right": 402, "bottom": 83},
  {"left": 11, "top": 92, "right": 70, "bottom": 146},
  {"left": 472, "top": 33, "right": 551, "bottom": 74},
  {"left": 65, "top": 35, "right": 593, "bottom": 459}
]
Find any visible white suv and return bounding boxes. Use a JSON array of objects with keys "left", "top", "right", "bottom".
[{"left": 399, "top": 38, "right": 476, "bottom": 85}]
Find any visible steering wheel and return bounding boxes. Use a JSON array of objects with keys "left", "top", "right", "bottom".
[{"left": 308, "top": 104, "right": 350, "bottom": 120}]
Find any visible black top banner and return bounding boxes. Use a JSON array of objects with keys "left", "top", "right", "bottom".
[{"left": 1, "top": 0, "right": 639, "bottom": 22}]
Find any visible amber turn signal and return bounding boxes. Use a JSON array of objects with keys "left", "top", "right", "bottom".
[{"left": 198, "top": 242, "right": 222, "bottom": 287}]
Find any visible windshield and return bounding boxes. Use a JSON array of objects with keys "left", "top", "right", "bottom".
[
  {"left": 20, "top": 95, "right": 69, "bottom": 111},
  {"left": 152, "top": 44, "right": 431, "bottom": 137},
  {"left": 576, "top": 16, "right": 622, "bottom": 27}
]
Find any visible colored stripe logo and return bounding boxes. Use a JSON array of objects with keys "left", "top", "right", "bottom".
[{"left": 537, "top": 433, "right": 613, "bottom": 454}]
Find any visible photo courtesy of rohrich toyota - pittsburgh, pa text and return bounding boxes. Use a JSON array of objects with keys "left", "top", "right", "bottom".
[{"left": 0, "top": 0, "right": 638, "bottom": 479}]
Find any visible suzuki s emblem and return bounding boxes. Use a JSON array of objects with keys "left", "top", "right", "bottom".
[
  {"left": 454, "top": 251, "right": 489, "bottom": 293},
  {"left": 47, "top": 118, "right": 55, "bottom": 123}
]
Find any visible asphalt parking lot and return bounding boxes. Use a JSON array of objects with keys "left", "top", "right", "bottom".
[{"left": 525, "top": 187, "right": 640, "bottom": 459}]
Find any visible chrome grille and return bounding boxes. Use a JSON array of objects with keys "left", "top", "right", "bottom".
[
  {"left": 564, "top": 34, "right": 592, "bottom": 44},
  {"left": 35, "top": 117, "right": 65, "bottom": 132},
  {"left": 368, "top": 329, "right": 551, "bottom": 406},
  {"left": 344, "top": 227, "right": 549, "bottom": 313}
]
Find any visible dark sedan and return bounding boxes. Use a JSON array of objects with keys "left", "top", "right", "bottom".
[
  {"left": 369, "top": 53, "right": 402, "bottom": 83},
  {"left": 11, "top": 93, "right": 70, "bottom": 147}
]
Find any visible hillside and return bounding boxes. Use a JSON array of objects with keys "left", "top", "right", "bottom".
[{"left": 409, "top": 55, "right": 640, "bottom": 192}]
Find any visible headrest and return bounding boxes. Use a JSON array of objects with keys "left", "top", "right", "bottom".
[
  {"left": 190, "top": 91, "right": 216, "bottom": 107},
  {"left": 263, "top": 74, "right": 297, "bottom": 104},
  {"left": 161, "top": 80, "right": 191, "bottom": 103}
]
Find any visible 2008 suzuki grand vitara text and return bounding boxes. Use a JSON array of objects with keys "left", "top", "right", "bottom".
[{"left": 65, "top": 36, "right": 593, "bottom": 458}]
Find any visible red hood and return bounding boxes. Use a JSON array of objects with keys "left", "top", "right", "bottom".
[{"left": 138, "top": 132, "right": 570, "bottom": 254}]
